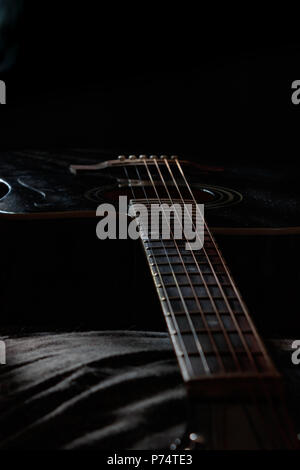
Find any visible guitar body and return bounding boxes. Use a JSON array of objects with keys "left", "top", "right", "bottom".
[
  {"left": 0, "top": 149, "right": 299, "bottom": 235},
  {"left": 0, "top": 149, "right": 299, "bottom": 449},
  {"left": 0, "top": 150, "right": 299, "bottom": 333}
]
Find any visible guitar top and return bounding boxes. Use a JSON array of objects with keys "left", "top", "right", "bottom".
[
  {"left": 0, "top": 150, "right": 298, "bottom": 449},
  {"left": 0, "top": 148, "right": 298, "bottom": 234}
]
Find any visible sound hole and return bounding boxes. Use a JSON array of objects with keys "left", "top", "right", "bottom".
[
  {"left": 86, "top": 183, "right": 242, "bottom": 210},
  {"left": 102, "top": 186, "right": 215, "bottom": 203}
]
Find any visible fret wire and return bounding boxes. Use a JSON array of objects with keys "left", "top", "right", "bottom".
[
  {"left": 186, "top": 351, "right": 264, "bottom": 357},
  {"left": 147, "top": 260, "right": 225, "bottom": 266},
  {"left": 158, "top": 283, "right": 231, "bottom": 288},
  {"left": 123, "top": 163, "right": 194, "bottom": 378},
  {"left": 179, "top": 327, "right": 254, "bottom": 334},
  {"left": 129, "top": 163, "right": 202, "bottom": 378},
  {"left": 155, "top": 266, "right": 229, "bottom": 276},
  {"left": 150, "top": 160, "right": 238, "bottom": 370},
  {"left": 125, "top": 158, "right": 274, "bottom": 375},
  {"left": 146, "top": 264, "right": 231, "bottom": 286},
  {"left": 120, "top": 160, "right": 294, "bottom": 447},
  {"left": 126, "top": 159, "right": 295, "bottom": 448},
  {"left": 151, "top": 159, "right": 239, "bottom": 372},
  {"left": 146, "top": 240, "right": 257, "bottom": 356},
  {"left": 166, "top": 158, "right": 258, "bottom": 369},
  {"left": 160, "top": 295, "right": 241, "bottom": 302},
  {"left": 154, "top": 159, "right": 243, "bottom": 372},
  {"left": 142, "top": 159, "right": 214, "bottom": 374},
  {"left": 170, "top": 158, "right": 274, "bottom": 372}
]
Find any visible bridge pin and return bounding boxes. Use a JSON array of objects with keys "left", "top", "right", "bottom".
[
  {"left": 118, "top": 155, "right": 126, "bottom": 160},
  {"left": 128, "top": 155, "right": 137, "bottom": 160}
]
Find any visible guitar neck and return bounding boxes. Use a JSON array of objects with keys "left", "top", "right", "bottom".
[{"left": 134, "top": 200, "right": 280, "bottom": 398}]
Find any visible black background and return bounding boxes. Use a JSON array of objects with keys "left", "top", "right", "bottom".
[
  {"left": 1, "top": 3, "right": 300, "bottom": 165},
  {"left": 0, "top": 4, "right": 300, "bottom": 338}
]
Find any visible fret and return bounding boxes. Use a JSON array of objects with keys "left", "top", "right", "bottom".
[
  {"left": 166, "top": 329, "right": 269, "bottom": 375},
  {"left": 146, "top": 243, "right": 216, "bottom": 254},
  {"left": 159, "top": 273, "right": 230, "bottom": 285},
  {"left": 155, "top": 264, "right": 214, "bottom": 274},
  {"left": 162, "top": 286, "right": 225, "bottom": 298},
  {"left": 148, "top": 258, "right": 222, "bottom": 266},
  {"left": 133, "top": 197, "right": 279, "bottom": 391},
  {"left": 172, "top": 312, "right": 252, "bottom": 338},
  {"left": 171, "top": 312, "right": 252, "bottom": 331}
]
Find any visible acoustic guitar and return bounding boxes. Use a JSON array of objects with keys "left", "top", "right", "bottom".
[{"left": 0, "top": 150, "right": 299, "bottom": 450}]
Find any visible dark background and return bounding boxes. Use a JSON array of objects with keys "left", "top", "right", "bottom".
[
  {"left": 0, "top": 3, "right": 299, "bottom": 340},
  {"left": 1, "top": 3, "right": 300, "bottom": 164}
]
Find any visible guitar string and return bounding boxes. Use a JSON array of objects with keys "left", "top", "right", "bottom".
[
  {"left": 150, "top": 161, "right": 286, "bottom": 445},
  {"left": 122, "top": 157, "right": 294, "bottom": 448},
  {"left": 165, "top": 158, "right": 259, "bottom": 371},
  {"left": 132, "top": 162, "right": 215, "bottom": 374},
  {"left": 150, "top": 161, "right": 289, "bottom": 448},
  {"left": 134, "top": 157, "right": 287, "bottom": 448},
  {"left": 148, "top": 160, "right": 271, "bottom": 449},
  {"left": 140, "top": 159, "right": 213, "bottom": 373},
  {"left": 141, "top": 159, "right": 285, "bottom": 448},
  {"left": 153, "top": 158, "right": 287, "bottom": 448},
  {"left": 122, "top": 163, "right": 203, "bottom": 377},
  {"left": 168, "top": 157, "right": 295, "bottom": 448},
  {"left": 172, "top": 159, "right": 286, "bottom": 375},
  {"left": 168, "top": 157, "right": 296, "bottom": 448},
  {"left": 146, "top": 158, "right": 229, "bottom": 372},
  {"left": 173, "top": 158, "right": 298, "bottom": 448},
  {"left": 152, "top": 158, "right": 242, "bottom": 372}
]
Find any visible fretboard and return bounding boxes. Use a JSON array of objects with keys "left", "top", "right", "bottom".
[{"left": 132, "top": 199, "right": 279, "bottom": 394}]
